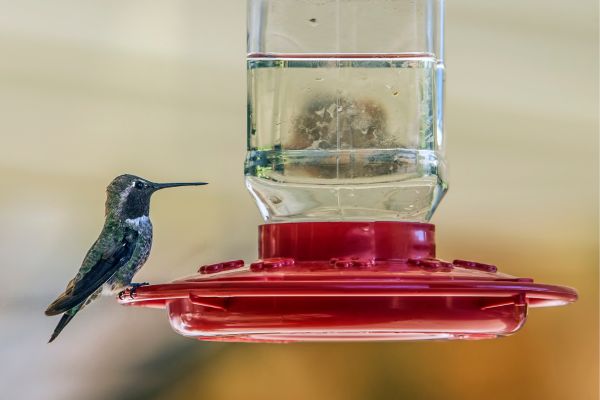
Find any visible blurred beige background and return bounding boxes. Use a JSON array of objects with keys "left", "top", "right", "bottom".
[{"left": 0, "top": 1, "right": 597, "bottom": 400}]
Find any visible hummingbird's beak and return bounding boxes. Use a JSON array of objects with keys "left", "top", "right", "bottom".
[{"left": 152, "top": 182, "right": 208, "bottom": 191}]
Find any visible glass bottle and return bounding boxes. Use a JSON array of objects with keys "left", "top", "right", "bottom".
[{"left": 245, "top": 0, "right": 447, "bottom": 222}]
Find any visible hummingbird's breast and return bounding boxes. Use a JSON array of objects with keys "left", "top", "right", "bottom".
[
  {"left": 124, "top": 215, "right": 153, "bottom": 269},
  {"left": 104, "top": 215, "right": 153, "bottom": 293},
  {"left": 125, "top": 215, "right": 153, "bottom": 235}
]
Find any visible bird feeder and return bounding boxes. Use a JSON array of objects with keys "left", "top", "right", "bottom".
[{"left": 119, "top": 0, "right": 577, "bottom": 342}]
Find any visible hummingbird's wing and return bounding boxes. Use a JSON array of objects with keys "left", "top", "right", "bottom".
[{"left": 45, "top": 226, "right": 139, "bottom": 316}]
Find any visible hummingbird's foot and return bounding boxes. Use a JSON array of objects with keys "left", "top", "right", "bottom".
[
  {"left": 128, "top": 282, "right": 149, "bottom": 299},
  {"left": 118, "top": 282, "right": 149, "bottom": 300}
]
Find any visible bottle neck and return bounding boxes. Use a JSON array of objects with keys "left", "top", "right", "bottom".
[{"left": 259, "top": 221, "right": 436, "bottom": 262}]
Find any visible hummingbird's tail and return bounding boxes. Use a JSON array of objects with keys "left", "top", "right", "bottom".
[{"left": 48, "top": 308, "right": 79, "bottom": 343}]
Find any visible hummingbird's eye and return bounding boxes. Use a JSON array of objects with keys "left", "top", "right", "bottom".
[{"left": 134, "top": 181, "right": 145, "bottom": 189}]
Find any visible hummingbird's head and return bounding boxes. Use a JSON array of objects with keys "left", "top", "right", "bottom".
[{"left": 105, "top": 174, "right": 207, "bottom": 219}]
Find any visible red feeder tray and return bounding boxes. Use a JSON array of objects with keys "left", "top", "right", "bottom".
[{"left": 119, "top": 222, "right": 577, "bottom": 342}]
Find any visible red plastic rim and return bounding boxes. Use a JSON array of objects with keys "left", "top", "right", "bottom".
[{"left": 121, "top": 273, "right": 577, "bottom": 308}]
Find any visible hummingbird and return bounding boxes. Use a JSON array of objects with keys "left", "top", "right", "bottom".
[{"left": 45, "top": 174, "right": 207, "bottom": 343}]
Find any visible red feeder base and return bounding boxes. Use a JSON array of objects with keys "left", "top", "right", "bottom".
[{"left": 119, "top": 222, "right": 577, "bottom": 342}]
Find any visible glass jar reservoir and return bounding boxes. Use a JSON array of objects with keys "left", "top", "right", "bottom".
[{"left": 245, "top": 0, "right": 447, "bottom": 222}]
